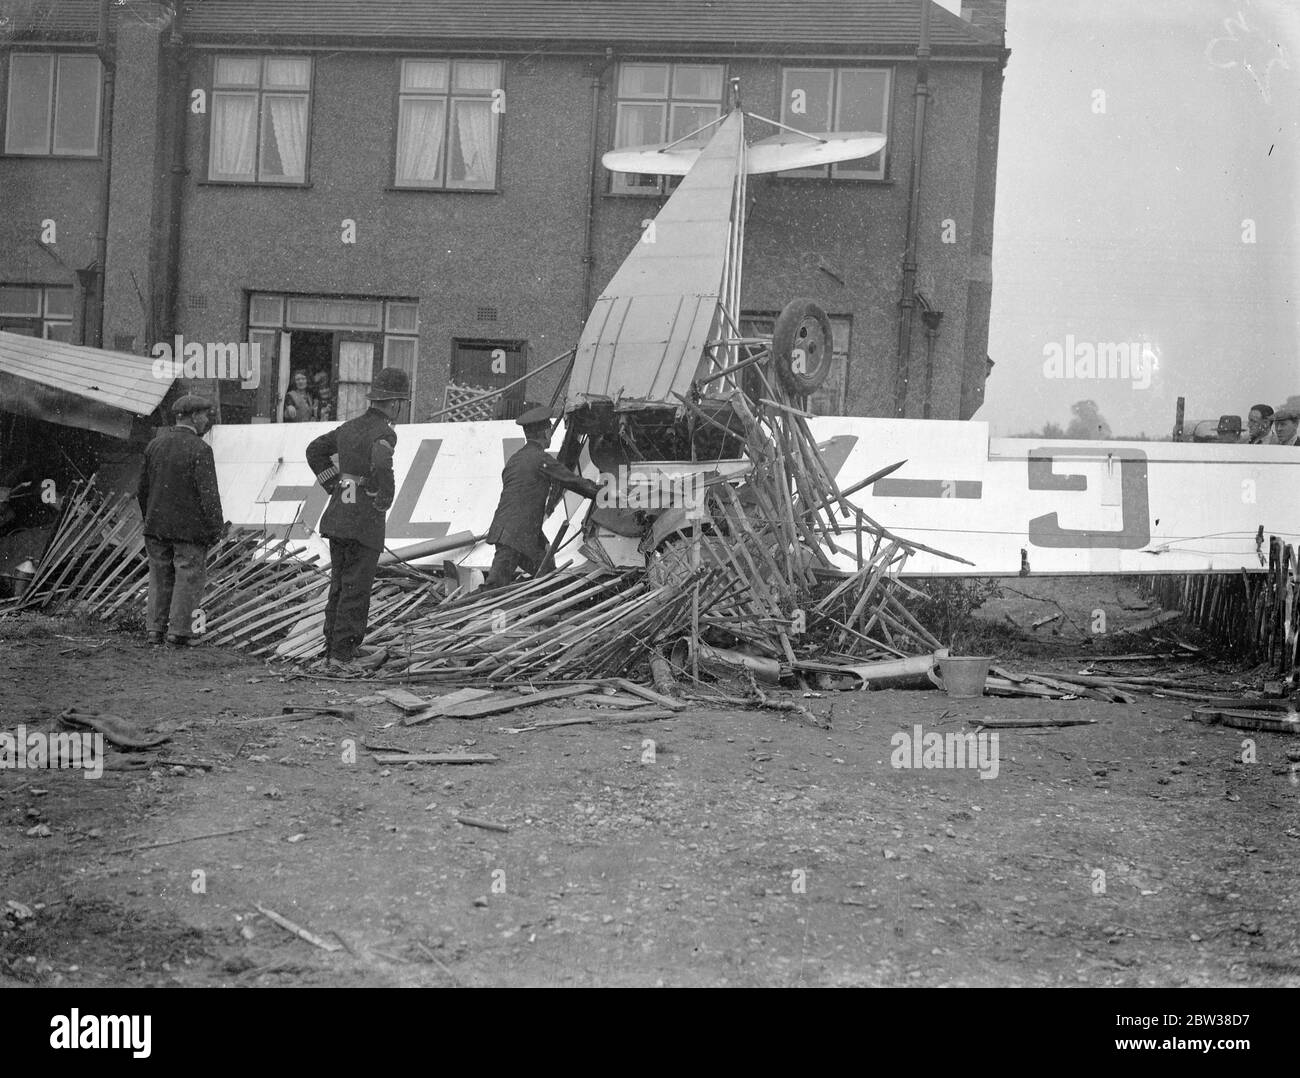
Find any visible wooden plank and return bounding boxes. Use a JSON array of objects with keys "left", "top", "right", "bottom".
[
  {"left": 975, "top": 717, "right": 1098, "bottom": 729},
  {"left": 403, "top": 687, "right": 496, "bottom": 725},
  {"left": 439, "top": 683, "right": 595, "bottom": 718},
  {"left": 370, "top": 752, "right": 500, "bottom": 764},
  {"left": 612, "top": 678, "right": 687, "bottom": 711},
  {"left": 502, "top": 709, "right": 677, "bottom": 733},
  {"left": 378, "top": 687, "right": 432, "bottom": 714}
]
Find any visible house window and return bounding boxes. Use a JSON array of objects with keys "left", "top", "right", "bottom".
[
  {"left": 395, "top": 59, "right": 502, "bottom": 190},
  {"left": 741, "top": 311, "right": 851, "bottom": 415},
  {"left": 779, "top": 67, "right": 891, "bottom": 180},
  {"left": 4, "top": 53, "right": 102, "bottom": 156},
  {"left": 612, "top": 62, "right": 724, "bottom": 195},
  {"left": 209, "top": 56, "right": 311, "bottom": 183},
  {"left": 0, "top": 285, "right": 74, "bottom": 340}
]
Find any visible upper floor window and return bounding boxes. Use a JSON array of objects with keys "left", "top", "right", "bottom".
[
  {"left": 780, "top": 67, "right": 891, "bottom": 180},
  {"left": 612, "top": 62, "right": 724, "bottom": 195},
  {"left": 208, "top": 56, "right": 311, "bottom": 183},
  {"left": 0, "top": 285, "right": 75, "bottom": 341},
  {"left": 4, "top": 53, "right": 101, "bottom": 156},
  {"left": 395, "top": 59, "right": 502, "bottom": 190}
]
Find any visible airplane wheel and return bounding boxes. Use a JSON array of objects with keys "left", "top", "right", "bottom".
[{"left": 771, "top": 298, "right": 833, "bottom": 397}]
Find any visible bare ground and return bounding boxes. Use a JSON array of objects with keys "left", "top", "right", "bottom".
[{"left": 1, "top": 578, "right": 1298, "bottom": 988}]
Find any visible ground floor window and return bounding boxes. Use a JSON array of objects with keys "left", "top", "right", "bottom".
[
  {"left": 740, "top": 310, "right": 851, "bottom": 415},
  {"left": 243, "top": 293, "right": 419, "bottom": 423},
  {"left": 0, "top": 284, "right": 74, "bottom": 341}
]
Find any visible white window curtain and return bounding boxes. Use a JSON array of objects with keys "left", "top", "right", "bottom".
[
  {"left": 262, "top": 95, "right": 307, "bottom": 181},
  {"left": 450, "top": 99, "right": 495, "bottom": 186},
  {"left": 396, "top": 96, "right": 446, "bottom": 186},
  {"left": 211, "top": 92, "right": 257, "bottom": 179}
]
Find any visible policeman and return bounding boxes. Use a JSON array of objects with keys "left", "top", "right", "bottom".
[
  {"left": 306, "top": 368, "right": 410, "bottom": 672},
  {"left": 484, "top": 405, "right": 601, "bottom": 589}
]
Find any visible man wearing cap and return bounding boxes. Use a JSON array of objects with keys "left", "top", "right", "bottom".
[
  {"left": 483, "top": 406, "right": 602, "bottom": 589},
  {"left": 1272, "top": 405, "right": 1300, "bottom": 447},
  {"left": 137, "top": 395, "right": 225, "bottom": 647},
  {"left": 306, "top": 368, "right": 409, "bottom": 672}
]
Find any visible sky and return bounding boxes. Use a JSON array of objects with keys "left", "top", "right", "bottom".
[{"left": 977, "top": 0, "right": 1300, "bottom": 437}]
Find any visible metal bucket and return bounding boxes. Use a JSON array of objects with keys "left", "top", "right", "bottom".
[{"left": 933, "top": 655, "right": 991, "bottom": 699}]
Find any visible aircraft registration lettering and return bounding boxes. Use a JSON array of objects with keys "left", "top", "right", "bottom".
[{"left": 1026, "top": 447, "right": 1151, "bottom": 549}]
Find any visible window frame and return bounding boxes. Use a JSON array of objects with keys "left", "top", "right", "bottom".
[
  {"left": 777, "top": 65, "right": 893, "bottom": 182},
  {"left": 609, "top": 60, "right": 726, "bottom": 197},
  {"left": 3, "top": 51, "right": 103, "bottom": 158},
  {"left": 0, "top": 284, "right": 76, "bottom": 340},
  {"left": 206, "top": 54, "right": 315, "bottom": 186},
  {"left": 390, "top": 57, "right": 505, "bottom": 192}
]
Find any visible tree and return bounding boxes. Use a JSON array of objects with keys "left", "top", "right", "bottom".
[{"left": 1064, "top": 399, "right": 1111, "bottom": 440}]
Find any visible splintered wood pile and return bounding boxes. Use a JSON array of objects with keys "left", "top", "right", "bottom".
[{"left": 10, "top": 386, "right": 967, "bottom": 687}]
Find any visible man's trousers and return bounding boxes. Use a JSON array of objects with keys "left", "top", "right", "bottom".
[
  {"left": 484, "top": 539, "right": 555, "bottom": 589},
  {"left": 144, "top": 536, "right": 209, "bottom": 640},
  {"left": 323, "top": 537, "right": 381, "bottom": 661}
]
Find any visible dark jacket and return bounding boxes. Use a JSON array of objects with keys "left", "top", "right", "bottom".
[
  {"left": 306, "top": 407, "right": 397, "bottom": 552},
  {"left": 486, "top": 440, "right": 600, "bottom": 559},
  {"left": 137, "top": 425, "right": 224, "bottom": 545}
]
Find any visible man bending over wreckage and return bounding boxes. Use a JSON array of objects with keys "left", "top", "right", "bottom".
[{"left": 483, "top": 405, "right": 601, "bottom": 589}]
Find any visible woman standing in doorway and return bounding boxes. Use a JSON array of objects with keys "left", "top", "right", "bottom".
[{"left": 283, "top": 369, "right": 316, "bottom": 422}]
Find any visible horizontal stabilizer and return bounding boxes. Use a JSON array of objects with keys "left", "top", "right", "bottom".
[
  {"left": 602, "top": 130, "right": 885, "bottom": 177},
  {"left": 746, "top": 130, "right": 886, "bottom": 174}
]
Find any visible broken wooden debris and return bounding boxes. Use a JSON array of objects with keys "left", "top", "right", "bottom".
[
  {"left": 107, "top": 825, "right": 255, "bottom": 855},
  {"left": 974, "top": 716, "right": 1098, "bottom": 729},
  {"left": 1189, "top": 706, "right": 1300, "bottom": 734},
  {"left": 253, "top": 903, "right": 342, "bottom": 952},
  {"left": 455, "top": 815, "right": 510, "bottom": 833},
  {"left": 502, "top": 709, "right": 677, "bottom": 733},
  {"left": 377, "top": 688, "right": 431, "bottom": 714},
  {"left": 404, "top": 687, "right": 496, "bottom": 725},
  {"left": 370, "top": 752, "right": 499, "bottom": 765}
]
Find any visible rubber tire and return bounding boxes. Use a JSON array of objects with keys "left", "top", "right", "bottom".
[{"left": 771, "top": 298, "right": 834, "bottom": 397}]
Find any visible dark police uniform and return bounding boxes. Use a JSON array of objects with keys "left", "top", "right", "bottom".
[
  {"left": 306, "top": 407, "right": 397, "bottom": 662},
  {"left": 485, "top": 432, "right": 600, "bottom": 588}
]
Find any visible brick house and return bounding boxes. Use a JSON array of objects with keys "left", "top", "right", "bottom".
[{"left": 0, "top": 0, "right": 1008, "bottom": 428}]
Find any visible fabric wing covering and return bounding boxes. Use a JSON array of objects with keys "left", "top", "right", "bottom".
[
  {"left": 568, "top": 110, "right": 743, "bottom": 412},
  {"left": 0, "top": 330, "right": 174, "bottom": 439}
]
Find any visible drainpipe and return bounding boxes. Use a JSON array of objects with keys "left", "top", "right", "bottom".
[
  {"left": 580, "top": 48, "right": 616, "bottom": 315},
  {"left": 893, "top": 0, "right": 933, "bottom": 417},
  {"left": 919, "top": 299, "right": 943, "bottom": 419},
  {"left": 91, "top": 0, "right": 115, "bottom": 348},
  {"left": 163, "top": 2, "right": 187, "bottom": 341}
]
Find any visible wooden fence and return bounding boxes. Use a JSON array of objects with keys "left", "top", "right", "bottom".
[{"left": 1142, "top": 536, "right": 1299, "bottom": 677}]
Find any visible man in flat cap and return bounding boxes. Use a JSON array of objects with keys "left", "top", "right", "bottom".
[
  {"left": 306, "top": 367, "right": 409, "bottom": 672},
  {"left": 137, "top": 394, "right": 225, "bottom": 646},
  {"left": 1272, "top": 405, "right": 1300, "bottom": 447},
  {"left": 483, "top": 405, "right": 601, "bottom": 589}
]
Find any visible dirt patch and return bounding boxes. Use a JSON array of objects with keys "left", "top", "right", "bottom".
[{"left": 1, "top": 598, "right": 1298, "bottom": 987}]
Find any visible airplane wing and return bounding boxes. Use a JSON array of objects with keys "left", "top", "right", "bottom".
[
  {"left": 602, "top": 144, "right": 701, "bottom": 176},
  {"left": 746, "top": 130, "right": 886, "bottom": 174},
  {"left": 602, "top": 129, "right": 886, "bottom": 177}
]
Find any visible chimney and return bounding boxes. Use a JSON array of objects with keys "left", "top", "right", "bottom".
[{"left": 959, "top": 0, "right": 1007, "bottom": 39}]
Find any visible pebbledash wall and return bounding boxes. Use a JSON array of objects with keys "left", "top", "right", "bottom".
[{"left": 0, "top": 0, "right": 1007, "bottom": 427}]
